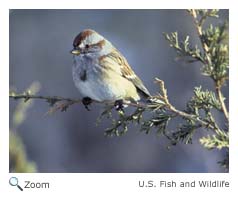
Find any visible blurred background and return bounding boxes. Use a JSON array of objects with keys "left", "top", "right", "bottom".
[{"left": 9, "top": 9, "right": 228, "bottom": 173}]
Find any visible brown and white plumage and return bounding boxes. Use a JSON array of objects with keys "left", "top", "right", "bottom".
[
  {"left": 71, "top": 29, "right": 150, "bottom": 103},
  {"left": 100, "top": 50, "right": 151, "bottom": 97}
]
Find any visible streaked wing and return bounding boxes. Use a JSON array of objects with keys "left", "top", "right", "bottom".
[{"left": 100, "top": 50, "right": 151, "bottom": 97}]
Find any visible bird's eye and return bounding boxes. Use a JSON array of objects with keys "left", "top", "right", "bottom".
[{"left": 85, "top": 44, "right": 89, "bottom": 49}]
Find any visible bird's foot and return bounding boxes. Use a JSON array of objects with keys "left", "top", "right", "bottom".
[
  {"left": 114, "top": 99, "right": 124, "bottom": 112},
  {"left": 82, "top": 97, "right": 92, "bottom": 111}
]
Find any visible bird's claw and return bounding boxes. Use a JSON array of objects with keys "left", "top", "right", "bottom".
[
  {"left": 114, "top": 99, "right": 124, "bottom": 112},
  {"left": 82, "top": 97, "right": 92, "bottom": 111}
]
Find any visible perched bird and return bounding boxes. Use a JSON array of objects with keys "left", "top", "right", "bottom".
[{"left": 71, "top": 29, "right": 151, "bottom": 110}]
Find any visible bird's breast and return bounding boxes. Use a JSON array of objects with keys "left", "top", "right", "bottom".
[{"left": 72, "top": 56, "right": 139, "bottom": 102}]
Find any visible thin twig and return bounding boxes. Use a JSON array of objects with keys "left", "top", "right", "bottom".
[
  {"left": 9, "top": 93, "right": 147, "bottom": 111},
  {"left": 9, "top": 94, "right": 76, "bottom": 102},
  {"left": 215, "top": 84, "right": 229, "bottom": 120},
  {"left": 189, "top": 9, "right": 211, "bottom": 65}
]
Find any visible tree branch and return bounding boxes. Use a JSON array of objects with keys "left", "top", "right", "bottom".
[
  {"left": 9, "top": 91, "right": 148, "bottom": 113},
  {"left": 215, "top": 83, "right": 229, "bottom": 120},
  {"left": 9, "top": 78, "right": 221, "bottom": 133},
  {"left": 189, "top": 9, "right": 212, "bottom": 65}
]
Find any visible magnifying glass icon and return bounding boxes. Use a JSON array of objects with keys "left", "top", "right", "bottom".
[{"left": 9, "top": 177, "right": 23, "bottom": 191}]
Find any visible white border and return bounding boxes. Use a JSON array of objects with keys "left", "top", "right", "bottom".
[
  {"left": 6, "top": 0, "right": 231, "bottom": 9},
  {"left": 1, "top": 0, "right": 237, "bottom": 196},
  {"left": 229, "top": 8, "right": 238, "bottom": 175}
]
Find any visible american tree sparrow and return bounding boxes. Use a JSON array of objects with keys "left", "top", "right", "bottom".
[{"left": 71, "top": 29, "right": 151, "bottom": 110}]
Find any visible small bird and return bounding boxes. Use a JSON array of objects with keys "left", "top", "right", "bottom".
[{"left": 71, "top": 29, "right": 151, "bottom": 110}]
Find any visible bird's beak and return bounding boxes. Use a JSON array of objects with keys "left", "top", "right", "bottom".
[{"left": 71, "top": 49, "right": 81, "bottom": 55}]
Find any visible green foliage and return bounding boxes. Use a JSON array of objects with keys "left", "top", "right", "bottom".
[
  {"left": 200, "top": 133, "right": 229, "bottom": 150},
  {"left": 170, "top": 119, "right": 201, "bottom": 145},
  {"left": 201, "top": 23, "right": 229, "bottom": 83},
  {"left": 141, "top": 113, "right": 171, "bottom": 136},
  {"left": 187, "top": 86, "right": 222, "bottom": 114},
  {"left": 193, "top": 9, "right": 219, "bottom": 21},
  {"left": 165, "top": 10, "right": 228, "bottom": 88},
  {"left": 164, "top": 32, "right": 204, "bottom": 63},
  {"left": 100, "top": 107, "right": 145, "bottom": 137}
]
